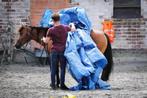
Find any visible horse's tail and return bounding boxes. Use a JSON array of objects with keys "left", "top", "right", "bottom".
[{"left": 101, "top": 33, "right": 113, "bottom": 81}]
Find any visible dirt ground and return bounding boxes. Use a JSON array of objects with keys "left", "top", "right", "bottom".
[{"left": 0, "top": 50, "right": 147, "bottom": 98}]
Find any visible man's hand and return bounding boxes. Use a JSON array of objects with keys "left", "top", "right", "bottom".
[{"left": 42, "top": 37, "right": 50, "bottom": 43}]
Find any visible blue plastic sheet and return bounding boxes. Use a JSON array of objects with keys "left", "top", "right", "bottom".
[
  {"left": 59, "top": 7, "right": 92, "bottom": 34},
  {"left": 59, "top": 13, "right": 71, "bottom": 25},
  {"left": 40, "top": 7, "right": 92, "bottom": 33},
  {"left": 64, "top": 29, "right": 110, "bottom": 90},
  {"left": 39, "top": 7, "right": 111, "bottom": 90},
  {"left": 39, "top": 9, "right": 53, "bottom": 27}
]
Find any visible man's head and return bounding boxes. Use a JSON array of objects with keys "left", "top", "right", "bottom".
[{"left": 51, "top": 13, "right": 60, "bottom": 22}]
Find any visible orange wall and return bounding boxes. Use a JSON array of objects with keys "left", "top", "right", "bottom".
[{"left": 30, "top": 0, "right": 73, "bottom": 26}]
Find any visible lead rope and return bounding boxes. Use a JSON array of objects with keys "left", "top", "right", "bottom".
[{"left": 38, "top": 29, "right": 50, "bottom": 65}]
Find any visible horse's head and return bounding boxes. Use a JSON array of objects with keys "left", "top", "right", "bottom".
[{"left": 15, "top": 25, "right": 32, "bottom": 49}]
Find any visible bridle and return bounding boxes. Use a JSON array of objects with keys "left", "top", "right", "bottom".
[{"left": 17, "top": 26, "right": 50, "bottom": 64}]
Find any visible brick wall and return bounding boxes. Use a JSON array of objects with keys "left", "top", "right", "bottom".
[
  {"left": 0, "top": 0, "right": 30, "bottom": 51},
  {"left": 0, "top": 0, "right": 30, "bottom": 40},
  {"left": 78, "top": 0, "right": 147, "bottom": 49},
  {"left": 0, "top": 0, "right": 147, "bottom": 49},
  {"left": 112, "top": 0, "right": 147, "bottom": 49},
  {"left": 31, "top": 0, "right": 75, "bottom": 26},
  {"left": 77, "top": 0, "right": 113, "bottom": 30},
  {"left": 113, "top": 18, "right": 147, "bottom": 49},
  {"left": 0, "top": 0, "right": 73, "bottom": 32},
  {"left": 0, "top": 0, "right": 75, "bottom": 43}
]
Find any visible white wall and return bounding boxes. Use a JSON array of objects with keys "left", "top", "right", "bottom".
[
  {"left": 141, "top": 0, "right": 147, "bottom": 48},
  {"left": 77, "top": 0, "right": 113, "bottom": 30},
  {"left": 141, "top": 0, "right": 147, "bottom": 18}
]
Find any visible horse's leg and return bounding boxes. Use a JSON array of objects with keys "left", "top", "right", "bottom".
[{"left": 101, "top": 34, "right": 113, "bottom": 81}]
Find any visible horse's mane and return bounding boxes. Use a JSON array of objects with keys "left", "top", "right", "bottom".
[
  {"left": 18, "top": 25, "right": 49, "bottom": 33},
  {"left": 32, "top": 26, "right": 49, "bottom": 31},
  {"left": 31, "top": 26, "right": 49, "bottom": 35},
  {"left": 31, "top": 26, "right": 49, "bottom": 29}
]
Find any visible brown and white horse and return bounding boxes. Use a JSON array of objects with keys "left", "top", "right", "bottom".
[{"left": 15, "top": 25, "right": 113, "bottom": 81}]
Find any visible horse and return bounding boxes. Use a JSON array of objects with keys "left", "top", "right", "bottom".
[
  {"left": 15, "top": 25, "right": 113, "bottom": 81},
  {"left": 15, "top": 26, "right": 47, "bottom": 48}
]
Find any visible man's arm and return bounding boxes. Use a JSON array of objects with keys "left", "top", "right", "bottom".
[{"left": 42, "top": 29, "right": 52, "bottom": 43}]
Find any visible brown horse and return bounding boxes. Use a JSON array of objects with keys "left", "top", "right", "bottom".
[
  {"left": 15, "top": 25, "right": 52, "bottom": 52},
  {"left": 15, "top": 25, "right": 113, "bottom": 81}
]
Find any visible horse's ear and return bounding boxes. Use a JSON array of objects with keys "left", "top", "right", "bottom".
[{"left": 18, "top": 26, "right": 23, "bottom": 33}]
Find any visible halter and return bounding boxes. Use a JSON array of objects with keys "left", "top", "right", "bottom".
[
  {"left": 18, "top": 26, "right": 49, "bottom": 64},
  {"left": 27, "top": 26, "right": 49, "bottom": 53}
]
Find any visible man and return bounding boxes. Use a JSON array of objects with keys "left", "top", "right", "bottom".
[{"left": 43, "top": 13, "right": 75, "bottom": 90}]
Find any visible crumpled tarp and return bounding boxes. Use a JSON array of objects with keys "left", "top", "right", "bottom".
[
  {"left": 39, "top": 7, "right": 111, "bottom": 90},
  {"left": 40, "top": 7, "right": 91, "bottom": 33},
  {"left": 39, "top": 9, "right": 53, "bottom": 27},
  {"left": 59, "top": 7, "right": 92, "bottom": 34},
  {"left": 64, "top": 29, "right": 110, "bottom": 90}
]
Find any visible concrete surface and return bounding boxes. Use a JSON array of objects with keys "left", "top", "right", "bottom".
[{"left": 0, "top": 49, "right": 147, "bottom": 98}]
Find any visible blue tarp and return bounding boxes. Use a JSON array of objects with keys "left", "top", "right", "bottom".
[
  {"left": 40, "top": 7, "right": 91, "bottom": 33},
  {"left": 39, "top": 9, "right": 53, "bottom": 27},
  {"left": 59, "top": 7, "right": 92, "bottom": 34},
  {"left": 39, "top": 7, "right": 111, "bottom": 90},
  {"left": 64, "top": 29, "right": 110, "bottom": 90}
]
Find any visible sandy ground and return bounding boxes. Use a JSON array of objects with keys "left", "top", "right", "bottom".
[{"left": 0, "top": 52, "right": 147, "bottom": 98}]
